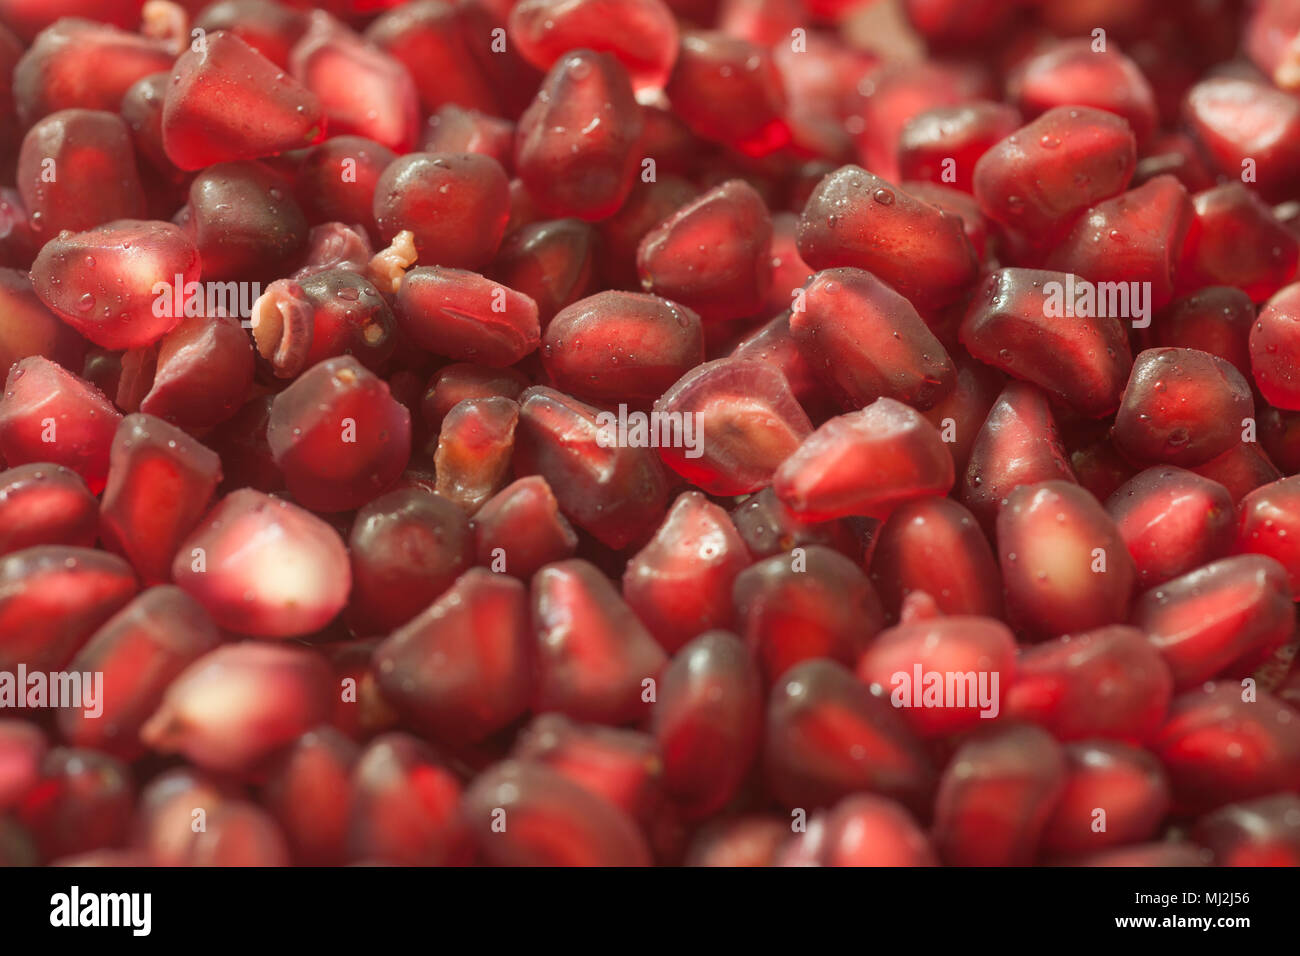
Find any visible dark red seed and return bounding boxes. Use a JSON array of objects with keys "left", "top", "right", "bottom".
[
  {"left": 897, "top": 101, "right": 1021, "bottom": 193},
  {"left": 17, "top": 748, "right": 133, "bottom": 862},
  {"left": 139, "top": 315, "right": 255, "bottom": 430},
  {"left": 185, "top": 160, "right": 308, "bottom": 282},
  {"left": 0, "top": 720, "right": 44, "bottom": 811},
  {"left": 1192, "top": 793, "right": 1300, "bottom": 867},
  {"left": 1250, "top": 283, "right": 1300, "bottom": 410},
  {"left": 1009, "top": 39, "right": 1157, "bottom": 142},
  {"left": 729, "top": 486, "right": 861, "bottom": 563},
  {"left": 394, "top": 266, "right": 540, "bottom": 367},
  {"left": 263, "top": 727, "right": 359, "bottom": 866},
  {"left": 1040, "top": 740, "right": 1169, "bottom": 858},
  {"left": 0, "top": 463, "right": 97, "bottom": 557},
  {"left": 1151, "top": 286, "right": 1255, "bottom": 378},
  {"left": 434, "top": 396, "right": 518, "bottom": 513},
  {"left": 1179, "top": 183, "right": 1299, "bottom": 303},
  {"left": 777, "top": 793, "right": 937, "bottom": 866},
  {"left": 1236, "top": 475, "right": 1300, "bottom": 593},
  {"left": 471, "top": 476, "right": 579, "bottom": 580}
]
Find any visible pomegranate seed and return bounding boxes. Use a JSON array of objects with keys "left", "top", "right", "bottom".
[
  {"left": 514, "top": 386, "right": 670, "bottom": 549},
  {"left": 462, "top": 759, "right": 652, "bottom": 865},
  {"left": 515, "top": 50, "right": 643, "bottom": 221},
  {"left": 0, "top": 463, "right": 97, "bottom": 556},
  {"left": 1192, "top": 793, "right": 1300, "bottom": 867},
  {"left": 1251, "top": 283, "right": 1300, "bottom": 410},
  {"left": 263, "top": 727, "right": 359, "bottom": 866},
  {"left": 422, "top": 363, "right": 528, "bottom": 433},
  {"left": 294, "top": 135, "right": 395, "bottom": 244},
  {"left": 1005, "top": 625, "right": 1174, "bottom": 743},
  {"left": 764, "top": 658, "right": 934, "bottom": 813},
  {"left": 1236, "top": 475, "right": 1300, "bottom": 592},
  {"left": 1040, "top": 740, "right": 1169, "bottom": 858},
  {"left": 141, "top": 642, "right": 331, "bottom": 773},
  {"left": 1009, "top": 39, "right": 1157, "bottom": 143},
  {"left": 394, "top": 266, "right": 539, "bottom": 366},
  {"left": 798, "top": 167, "right": 978, "bottom": 313},
  {"left": 1179, "top": 184, "right": 1300, "bottom": 303},
  {"left": 172, "top": 489, "right": 350, "bottom": 638},
  {"left": 1152, "top": 682, "right": 1300, "bottom": 814},
  {"left": 1261, "top": 403, "right": 1300, "bottom": 474},
  {"left": 422, "top": 104, "right": 515, "bottom": 171},
  {"left": 138, "top": 315, "right": 255, "bottom": 430},
  {"left": 1183, "top": 76, "right": 1300, "bottom": 202},
  {"left": 205, "top": 394, "right": 282, "bottom": 494},
  {"left": 0, "top": 266, "right": 84, "bottom": 373},
  {"left": 1106, "top": 467, "right": 1235, "bottom": 588},
  {"left": 0, "top": 720, "right": 44, "bottom": 811},
  {"left": 57, "top": 586, "right": 221, "bottom": 759},
  {"left": 730, "top": 486, "right": 861, "bottom": 563},
  {"left": 532, "top": 558, "right": 667, "bottom": 725},
  {"left": 433, "top": 396, "right": 518, "bottom": 512},
  {"left": 598, "top": 174, "right": 697, "bottom": 289},
  {"left": 685, "top": 815, "right": 788, "bottom": 866},
  {"left": 622, "top": 492, "right": 750, "bottom": 653},
  {"left": 346, "top": 487, "right": 473, "bottom": 635},
  {"left": 897, "top": 101, "right": 1021, "bottom": 193},
  {"left": 471, "top": 476, "right": 579, "bottom": 580},
  {"left": 509, "top": 0, "right": 678, "bottom": 92},
  {"left": 960, "top": 268, "right": 1133, "bottom": 418},
  {"left": 774, "top": 397, "right": 953, "bottom": 521},
  {"left": 347, "top": 732, "right": 471, "bottom": 866},
  {"left": 185, "top": 160, "right": 308, "bottom": 281},
  {"left": 17, "top": 748, "right": 133, "bottom": 862},
  {"left": 162, "top": 30, "right": 324, "bottom": 171},
  {"left": 779, "top": 793, "right": 937, "bottom": 866},
  {"left": 193, "top": 1, "right": 308, "bottom": 69},
  {"left": 920, "top": 354, "right": 1003, "bottom": 479},
  {"left": 1152, "top": 286, "right": 1255, "bottom": 378},
  {"left": 490, "top": 218, "right": 599, "bottom": 327}
]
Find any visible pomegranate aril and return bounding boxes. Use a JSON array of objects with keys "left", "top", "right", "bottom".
[
  {"left": 902, "top": 181, "right": 990, "bottom": 266},
  {"left": 261, "top": 727, "right": 358, "bottom": 866},
  {"left": 665, "top": 30, "right": 788, "bottom": 157},
  {"left": 193, "top": 0, "right": 308, "bottom": 69},
  {"left": 730, "top": 486, "right": 860, "bottom": 563},
  {"left": 294, "top": 136, "right": 394, "bottom": 244},
  {"left": 1152, "top": 286, "right": 1255, "bottom": 378},
  {"left": 685, "top": 815, "right": 787, "bottom": 867},
  {"left": 730, "top": 311, "right": 837, "bottom": 422},
  {"left": 932, "top": 724, "right": 1066, "bottom": 866},
  {"left": 637, "top": 180, "right": 772, "bottom": 323},
  {"left": 490, "top": 218, "right": 599, "bottom": 327},
  {"left": 205, "top": 394, "right": 282, "bottom": 494},
  {"left": 0, "top": 463, "right": 97, "bottom": 556},
  {"left": 422, "top": 104, "right": 515, "bottom": 170},
  {"left": 543, "top": 291, "right": 703, "bottom": 406},
  {"left": 31, "top": 219, "right": 199, "bottom": 350},
  {"left": 433, "top": 396, "right": 518, "bottom": 513},
  {"left": 598, "top": 175, "right": 696, "bottom": 289},
  {"left": 920, "top": 354, "right": 1003, "bottom": 479},
  {"left": 509, "top": 0, "right": 677, "bottom": 92},
  {"left": 0, "top": 719, "right": 44, "bottom": 811},
  {"left": 1178, "top": 184, "right": 1299, "bottom": 303},
  {"left": 972, "top": 106, "right": 1137, "bottom": 241},
  {"left": 1040, "top": 740, "right": 1169, "bottom": 857},
  {"left": 1251, "top": 283, "right": 1300, "bottom": 410},
  {"left": 1183, "top": 76, "right": 1300, "bottom": 202},
  {"left": 142, "top": 642, "right": 331, "bottom": 773},
  {"left": 515, "top": 50, "right": 643, "bottom": 222},
  {"left": 1192, "top": 793, "right": 1300, "bottom": 867},
  {"left": 422, "top": 363, "right": 529, "bottom": 433},
  {"left": 764, "top": 658, "right": 934, "bottom": 814},
  {"left": 136, "top": 315, "right": 253, "bottom": 431},
  {"left": 57, "top": 586, "right": 221, "bottom": 759},
  {"left": 0, "top": 267, "right": 85, "bottom": 374},
  {"left": 185, "top": 160, "right": 308, "bottom": 281},
  {"left": 267, "top": 356, "right": 411, "bottom": 512},
  {"left": 960, "top": 268, "right": 1133, "bottom": 418},
  {"left": 532, "top": 558, "right": 667, "bottom": 725},
  {"left": 797, "top": 167, "right": 977, "bottom": 313},
  {"left": 870, "top": 497, "right": 1002, "bottom": 621},
  {"left": 1236, "top": 475, "right": 1300, "bottom": 593},
  {"left": 17, "top": 109, "right": 146, "bottom": 237},
  {"left": 1261, "top": 403, "right": 1300, "bottom": 474},
  {"left": 173, "top": 489, "right": 349, "bottom": 637},
  {"left": 1153, "top": 682, "right": 1300, "bottom": 814},
  {"left": 0, "top": 357, "right": 122, "bottom": 493},
  {"left": 1133, "top": 132, "right": 1216, "bottom": 193},
  {"left": 394, "top": 266, "right": 539, "bottom": 367},
  {"left": 347, "top": 732, "right": 470, "bottom": 866},
  {"left": 17, "top": 748, "right": 133, "bottom": 863},
  {"left": 471, "top": 476, "right": 578, "bottom": 580},
  {"left": 514, "top": 386, "right": 670, "bottom": 549},
  {"left": 1009, "top": 39, "right": 1157, "bottom": 143},
  {"left": 790, "top": 267, "right": 955, "bottom": 411},
  {"left": 779, "top": 792, "right": 937, "bottom": 867},
  {"left": 462, "top": 759, "right": 651, "bottom": 865},
  {"left": 774, "top": 397, "right": 953, "bottom": 522},
  {"left": 897, "top": 101, "right": 1021, "bottom": 194},
  {"left": 162, "top": 30, "right": 324, "bottom": 171},
  {"left": 1192, "top": 441, "right": 1283, "bottom": 505}
]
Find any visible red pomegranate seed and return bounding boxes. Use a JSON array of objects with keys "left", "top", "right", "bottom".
[
  {"left": 733, "top": 545, "right": 881, "bottom": 683},
  {"left": 654, "top": 358, "right": 812, "bottom": 496},
  {"left": 960, "top": 268, "right": 1133, "bottom": 418},
  {"left": 57, "top": 586, "right": 221, "bottom": 760},
  {"left": 764, "top": 658, "right": 934, "bottom": 813},
  {"left": 685, "top": 815, "right": 787, "bottom": 867},
  {"left": 346, "top": 487, "right": 472, "bottom": 635},
  {"left": 1040, "top": 740, "right": 1169, "bottom": 858},
  {"left": 780, "top": 793, "right": 936, "bottom": 866},
  {"left": 30, "top": 219, "right": 199, "bottom": 350},
  {"left": 0, "top": 720, "right": 44, "bottom": 811},
  {"left": 1251, "top": 283, "right": 1300, "bottom": 410},
  {"left": 394, "top": 266, "right": 540, "bottom": 366},
  {"left": 347, "top": 732, "right": 471, "bottom": 866},
  {"left": 1245, "top": 0, "right": 1300, "bottom": 91},
  {"left": 532, "top": 558, "right": 667, "bottom": 725},
  {"left": 797, "top": 167, "right": 977, "bottom": 313},
  {"left": 790, "top": 267, "right": 955, "bottom": 411},
  {"left": 1069, "top": 431, "right": 1135, "bottom": 504},
  {"left": 1192, "top": 793, "right": 1300, "bottom": 867},
  {"left": 294, "top": 135, "right": 394, "bottom": 244},
  {"left": 665, "top": 30, "right": 788, "bottom": 157},
  {"left": 262, "top": 727, "right": 359, "bottom": 866},
  {"left": 509, "top": 0, "right": 678, "bottom": 92},
  {"left": 138, "top": 315, "right": 255, "bottom": 430},
  {"left": 1009, "top": 39, "right": 1157, "bottom": 143},
  {"left": 1261, "top": 403, "right": 1300, "bottom": 473},
  {"left": 205, "top": 394, "right": 282, "bottom": 494},
  {"left": 267, "top": 356, "right": 411, "bottom": 512},
  {"left": 17, "top": 747, "right": 134, "bottom": 863},
  {"left": 774, "top": 397, "right": 953, "bottom": 521},
  {"left": 255, "top": 269, "right": 394, "bottom": 379},
  {"left": 597, "top": 175, "right": 696, "bottom": 289},
  {"left": 1134, "top": 554, "right": 1294, "bottom": 689},
  {"left": 919, "top": 354, "right": 1002, "bottom": 479},
  {"left": 730, "top": 311, "right": 838, "bottom": 422},
  {"left": 422, "top": 363, "right": 529, "bottom": 433},
  {"left": 433, "top": 396, "right": 518, "bottom": 512},
  {"left": 897, "top": 102, "right": 1020, "bottom": 194},
  {"left": 0, "top": 267, "right": 84, "bottom": 373},
  {"left": 0, "top": 463, "right": 96, "bottom": 556},
  {"left": 514, "top": 386, "right": 670, "bottom": 549},
  {"left": 1236, "top": 475, "right": 1300, "bottom": 592},
  {"left": 622, "top": 492, "right": 750, "bottom": 653},
  {"left": 374, "top": 567, "right": 530, "bottom": 742},
  {"left": 1192, "top": 441, "right": 1283, "bottom": 505},
  {"left": 543, "top": 292, "right": 703, "bottom": 406},
  {"left": 422, "top": 104, "right": 515, "bottom": 171},
  {"left": 141, "top": 642, "right": 331, "bottom": 773},
  {"left": 1106, "top": 467, "right": 1235, "bottom": 588},
  {"left": 637, "top": 180, "right": 772, "bottom": 322},
  {"left": 1182, "top": 76, "right": 1300, "bottom": 202},
  {"left": 1152, "top": 286, "right": 1255, "bottom": 378},
  {"left": 1077, "top": 843, "right": 1209, "bottom": 867},
  {"left": 1153, "top": 682, "right": 1300, "bottom": 814},
  {"left": 172, "top": 489, "right": 350, "bottom": 638},
  {"left": 1133, "top": 131, "right": 1216, "bottom": 193},
  {"left": 972, "top": 106, "right": 1136, "bottom": 242},
  {"left": 490, "top": 218, "right": 599, "bottom": 327},
  {"left": 932, "top": 724, "right": 1066, "bottom": 866},
  {"left": 515, "top": 50, "right": 643, "bottom": 221},
  {"left": 99, "top": 414, "right": 221, "bottom": 584},
  {"left": 17, "top": 109, "right": 146, "bottom": 237},
  {"left": 1005, "top": 625, "right": 1174, "bottom": 743},
  {"left": 729, "top": 486, "right": 861, "bottom": 563},
  {"left": 162, "top": 30, "right": 323, "bottom": 171},
  {"left": 471, "top": 476, "right": 579, "bottom": 580},
  {"left": 193, "top": 0, "right": 308, "bottom": 69},
  {"left": 1179, "top": 184, "right": 1299, "bottom": 303},
  {"left": 461, "top": 759, "right": 652, "bottom": 865}
]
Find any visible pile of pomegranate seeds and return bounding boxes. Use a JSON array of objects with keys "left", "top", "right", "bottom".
[{"left": 1, "top": 0, "right": 1300, "bottom": 870}]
